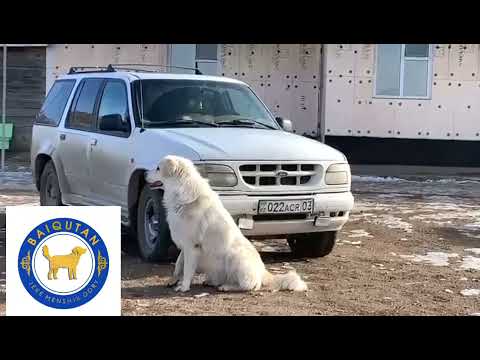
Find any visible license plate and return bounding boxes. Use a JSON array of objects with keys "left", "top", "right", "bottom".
[{"left": 258, "top": 199, "right": 314, "bottom": 214}]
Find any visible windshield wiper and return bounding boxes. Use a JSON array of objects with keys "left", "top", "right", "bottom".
[
  {"left": 216, "top": 118, "right": 276, "bottom": 130},
  {"left": 142, "top": 119, "right": 219, "bottom": 128}
]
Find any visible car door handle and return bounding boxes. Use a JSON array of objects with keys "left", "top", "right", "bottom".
[
  {"left": 90, "top": 138, "right": 98, "bottom": 146},
  {"left": 59, "top": 134, "right": 66, "bottom": 141}
]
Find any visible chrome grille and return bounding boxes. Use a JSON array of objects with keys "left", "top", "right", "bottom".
[{"left": 239, "top": 164, "right": 320, "bottom": 187}]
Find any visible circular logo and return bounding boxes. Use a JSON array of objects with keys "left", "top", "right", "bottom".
[
  {"left": 276, "top": 170, "right": 289, "bottom": 178},
  {"left": 18, "top": 218, "right": 109, "bottom": 309}
]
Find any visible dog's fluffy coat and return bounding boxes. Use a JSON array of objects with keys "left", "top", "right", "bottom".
[{"left": 145, "top": 155, "right": 307, "bottom": 293}]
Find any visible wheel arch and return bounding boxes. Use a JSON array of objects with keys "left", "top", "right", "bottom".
[{"left": 127, "top": 169, "right": 148, "bottom": 227}]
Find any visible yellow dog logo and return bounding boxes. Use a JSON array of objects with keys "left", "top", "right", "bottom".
[{"left": 42, "top": 245, "right": 87, "bottom": 280}]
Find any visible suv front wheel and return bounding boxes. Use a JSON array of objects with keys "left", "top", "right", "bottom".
[
  {"left": 39, "top": 160, "right": 63, "bottom": 206},
  {"left": 137, "top": 186, "right": 173, "bottom": 261},
  {"left": 287, "top": 231, "right": 337, "bottom": 258}
]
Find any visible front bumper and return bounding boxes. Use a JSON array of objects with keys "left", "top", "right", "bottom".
[{"left": 220, "top": 191, "right": 354, "bottom": 237}]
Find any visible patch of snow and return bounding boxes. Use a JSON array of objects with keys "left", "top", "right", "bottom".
[
  {"left": 459, "top": 231, "right": 480, "bottom": 239},
  {"left": 352, "top": 175, "right": 480, "bottom": 185},
  {"left": 460, "top": 256, "right": 480, "bottom": 271},
  {"left": 348, "top": 229, "right": 373, "bottom": 238},
  {"left": 380, "top": 215, "right": 413, "bottom": 233},
  {"left": 0, "top": 171, "right": 35, "bottom": 190},
  {"left": 464, "top": 223, "right": 480, "bottom": 230},
  {"left": 352, "top": 175, "right": 409, "bottom": 183},
  {"left": 425, "top": 178, "right": 480, "bottom": 185},
  {"left": 460, "top": 289, "right": 480, "bottom": 297},
  {"left": 444, "top": 289, "right": 453, "bottom": 294},
  {"left": 343, "top": 240, "right": 362, "bottom": 245},
  {"left": 401, "top": 210, "right": 417, "bottom": 214},
  {"left": 193, "top": 292, "right": 210, "bottom": 298},
  {"left": 465, "top": 248, "right": 480, "bottom": 256},
  {"left": 399, "top": 252, "right": 459, "bottom": 267}
]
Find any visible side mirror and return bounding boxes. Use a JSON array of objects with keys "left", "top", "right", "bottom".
[
  {"left": 99, "top": 114, "right": 129, "bottom": 132},
  {"left": 275, "top": 117, "right": 293, "bottom": 132}
]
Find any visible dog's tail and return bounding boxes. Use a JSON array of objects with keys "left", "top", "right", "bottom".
[
  {"left": 42, "top": 245, "right": 50, "bottom": 260},
  {"left": 262, "top": 270, "right": 307, "bottom": 292}
]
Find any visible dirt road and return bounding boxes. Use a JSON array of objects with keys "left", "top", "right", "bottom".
[
  {"left": 122, "top": 177, "right": 480, "bottom": 315},
  {"left": 1, "top": 162, "right": 479, "bottom": 315}
]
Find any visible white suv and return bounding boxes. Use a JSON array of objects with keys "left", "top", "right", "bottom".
[{"left": 31, "top": 66, "right": 354, "bottom": 261}]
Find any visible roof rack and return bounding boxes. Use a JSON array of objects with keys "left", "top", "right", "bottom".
[
  {"left": 68, "top": 65, "right": 115, "bottom": 74},
  {"left": 68, "top": 63, "right": 203, "bottom": 75},
  {"left": 112, "top": 63, "right": 203, "bottom": 75}
]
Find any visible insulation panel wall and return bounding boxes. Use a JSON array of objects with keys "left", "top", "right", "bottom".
[
  {"left": 219, "top": 44, "right": 322, "bottom": 136},
  {"left": 46, "top": 44, "right": 169, "bottom": 92},
  {"left": 324, "top": 44, "right": 480, "bottom": 141}
]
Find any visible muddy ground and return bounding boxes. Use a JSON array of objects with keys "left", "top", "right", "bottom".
[
  {"left": 121, "top": 178, "right": 480, "bottom": 316},
  {"left": 1, "top": 154, "right": 480, "bottom": 316}
]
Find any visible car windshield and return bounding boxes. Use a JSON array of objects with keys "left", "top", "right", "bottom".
[{"left": 136, "top": 79, "right": 279, "bottom": 130}]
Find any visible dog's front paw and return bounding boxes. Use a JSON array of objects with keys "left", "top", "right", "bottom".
[
  {"left": 166, "top": 277, "right": 179, "bottom": 287},
  {"left": 174, "top": 284, "right": 190, "bottom": 292}
]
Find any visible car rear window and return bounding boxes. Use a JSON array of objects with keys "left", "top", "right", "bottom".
[
  {"left": 35, "top": 80, "right": 76, "bottom": 126},
  {"left": 66, "top": 78, "right": 104, "bottom": 131}
]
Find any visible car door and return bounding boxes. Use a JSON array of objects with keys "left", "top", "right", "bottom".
[
  {"left": 88, "top": 79, "right": 133, "bottom": 207},
  {"left": 57, "top": 78, "right": 104, "bottom": 200}
]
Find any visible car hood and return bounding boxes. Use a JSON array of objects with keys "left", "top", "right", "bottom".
[{"left": 150, "top": 128, "right": 346, "bottom": 161}]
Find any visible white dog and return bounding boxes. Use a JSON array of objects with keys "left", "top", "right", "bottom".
[{"left": 145, "top": 155, "right": 307, "bottom": 293}]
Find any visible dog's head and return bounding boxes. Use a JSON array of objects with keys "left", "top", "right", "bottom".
[
  {"left": 72, "top": 247, "right": 87, "bottom": 257},
  {"left": 146, "top": 155, "right": 204, "bottom": 204},
  {"left": 146, "top": 155, "right": 198, "bottom": 184}
]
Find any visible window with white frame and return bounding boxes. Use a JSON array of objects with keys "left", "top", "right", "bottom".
[{"left": 375, "top": 44, "right": 433, "bottom": 98}]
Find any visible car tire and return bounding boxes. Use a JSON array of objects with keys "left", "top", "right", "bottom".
[
  {"left": 287, "top": 231, "right": 337, "bottom": 258},
  {"left": 39, "top": 160, "right": 63, "bottom": 206},
  {"left": 136, "top": 185, "right": 172, "bottom": 261}
]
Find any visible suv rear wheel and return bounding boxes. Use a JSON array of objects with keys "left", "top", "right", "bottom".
[
  {"left": 136, "top": 186, "right": 172, "bottom": 261},
  {"left": 287, "top": 231, "right": 337, "bottom": 258},
  {"left": 39, "top": 160, "right": 63, "bottom": 206}
]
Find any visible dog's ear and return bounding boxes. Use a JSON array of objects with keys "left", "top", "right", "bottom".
[
  {"left": 160, "top": 156, "right": 178, "bottom": 178},
  {"left": 72, "top": 247, "right": 79, "bottom": 256},
  {"left": 176, "top": 179, "right": 200, "bottom": 204}
]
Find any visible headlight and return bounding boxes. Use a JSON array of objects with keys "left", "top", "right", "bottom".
[
  {"left": 196, "top": 164, "right": 238, "bottom": 187},
  {"left": 325, "top": 163, "right": 350, "bottom": 185}
]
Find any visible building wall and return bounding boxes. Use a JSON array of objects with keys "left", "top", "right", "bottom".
[
  {"left": 46, "top": 44, "right": 169, "bottom": 92},
  {"left": 0, "top": 47, "right": 46, "bottom": 152},
  {"left": 324, "top": 44, "right": 480, "bottom": 141},
  {"left": 218, "top": 44, "right": 322, "bottom": 137},
  {"left": 0, "top": 44, "right": 169, "bottom": 152}
]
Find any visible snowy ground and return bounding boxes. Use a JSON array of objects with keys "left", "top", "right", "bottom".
[{"left": 1, "top": 155, "right": 480, "bottom": 315}]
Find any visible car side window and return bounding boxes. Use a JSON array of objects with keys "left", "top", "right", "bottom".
[
  {"left": 36, "top": 80, "right": 76, "bottom": 126},
  {"left": 97, "top": 80, "right": 131, "bottom": 136},
  {"left": 66, "top": 78, "right": 104, "bottom": 131}
]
